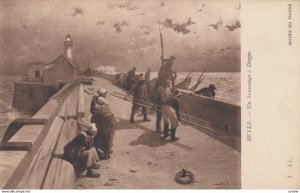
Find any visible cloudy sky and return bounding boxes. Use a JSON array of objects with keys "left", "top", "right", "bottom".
[{"left": 0, "top": 0, "right": 240, "bottom": 74}]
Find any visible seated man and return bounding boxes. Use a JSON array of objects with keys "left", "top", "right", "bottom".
[
  {"left": 63, "top": 123, "right": 100, "bottom": 178},
  {"left": 194, "top": 84, "right": 216, "bottom": 98}
]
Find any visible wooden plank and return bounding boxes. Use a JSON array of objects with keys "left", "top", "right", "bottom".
[
  {"left": 0, "top": 142, "right": 32, "bottom": 151},
  {"left": 9, "top": 118, "right": 47, "bottom": 124},
  {"left": 48, "top": 82, "right": 72, "bottom": 100},
  {"left": 9, "top": 125, "right": 44, "bottom": 143},
  {"left": 43, "top": 158, "right": 75, "bottom": 189},
  {"left": 58, "top": 92, "right": 73, "bottom": 118},
  {"left": 2, "top": 93, "right": 63, "bottom": 188},
  {"left": 0, "top": 151, "right": 27, "bottom": 188},
  {"left": 58, "top": 87, "right": 78, "bottom": 119},
  {"left": 67, "top": 86, "right": 79, "bottom": 118},
  {"left": 2, "top": 119, "right": 46, "bottom": 143},
  {"left": 33, "top": 99, "right": 59, "bottom": 120},
  {"left": 77, "top": 84, "right": 85, "bottom": 118},
  {"left": 54, "top": 119, "right": 78, "bottom": 156},
  {"left": 16, "top": 116, "right": 64, "bottom": 189}
]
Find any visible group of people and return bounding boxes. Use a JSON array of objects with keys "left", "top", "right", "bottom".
[
  {"left": 125, "top": 67, "right": 152, "bottom": 92},
  {"left": 128, "top": 55, "right": 182, "bottom": 142},
  {"left": 63, "top": 88, "right": 116, "bottom": 178},
  {"left": 62, "top": 55, "right": 217, "bottom": 178}
]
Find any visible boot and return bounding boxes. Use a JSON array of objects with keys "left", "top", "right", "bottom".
[
  {"left": 155, "top": 128, "right": 161, "bottom": 133},
  {"left": 130, "top": 112, "right": 135, "bottom": 123},
  {"left": 86, "top": 169, "right": 100, "bottom": 178},
  {"left": 143, "top": 114, "right": 151, "bottom": 122},
  {"left": 163, "top": 123, "right": 169, "bottom": 139},
  {"left": 170, "top": 127, "right": 179, "bottom": 141},
  {"left": 155, "top": 112, "right": 162, "bottom": 133},
  {"left": 104, "top": 150, "right": 110, "bottom": 159},
  {"left": 91, "top": 163, "right": 100, "bottom": 169}
]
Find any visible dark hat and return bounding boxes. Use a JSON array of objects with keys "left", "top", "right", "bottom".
[
  {"left": 209, "top": 84, "right": 216, "bottom": 90},
  {"left": 174, "top": 90, "right": 183, "bottom": 97}
]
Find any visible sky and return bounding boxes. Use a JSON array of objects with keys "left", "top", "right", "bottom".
[{"left": 0, "top": 0, "right": 240, "bottom": 74}]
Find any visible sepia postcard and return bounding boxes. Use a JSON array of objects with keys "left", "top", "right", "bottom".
[{"left": 0, "top": 0, "right": 299, "bottom": 191}]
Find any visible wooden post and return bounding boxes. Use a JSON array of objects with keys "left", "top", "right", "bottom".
[
  {"left": 54, "top": 119, "right": 78, "bottom": 157},
  {"left": 58, "top": 86, "right": 79, "bottom": 119},
  {"left": 0, "top": 142, "right": 32, "bottom": 151},
  {"left": 33, "top": 99, "right": 59, "bottom": 120},
  {"left": 67, "top": 86, "right": 79, "bottom": 119},
  {"left": 77, "top": 84, "right": 85, "bottom": 118},
  {"left": 43, "top": 158, "right": 75, "bottom": 189}
]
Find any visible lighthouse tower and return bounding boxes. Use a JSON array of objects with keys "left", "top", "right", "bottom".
[{"left": 64, "top": 34, "right": 73, "bottom": 59}]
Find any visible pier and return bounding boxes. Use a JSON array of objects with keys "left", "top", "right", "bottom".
[{"left": 0, "top": 77, "right": 241, "bottom": 189}]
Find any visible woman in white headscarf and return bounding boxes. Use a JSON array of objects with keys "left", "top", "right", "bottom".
[{"left": 90, "top": 87, "right": 117, "bottom": 160}]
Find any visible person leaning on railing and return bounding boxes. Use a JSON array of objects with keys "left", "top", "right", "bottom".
[{"left": 194, "top": 84, "right": 216, "bottom": 98}]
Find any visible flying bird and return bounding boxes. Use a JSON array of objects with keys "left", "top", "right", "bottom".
[
  {"left": 113, "top": 21, "right": 128, "bottom": 33},
  {"left": 108, "top": 1, "right": 137, "bottom": 11},
  {"left": 208, "top": 17, "right": 223, "bottom": 30},
  {"left": 161, "top": 17, "right": 195, "bottom": 35},
  {"left": 225, "top": 20, "right": 241, "bottom": 31},
  {"left": 144, "top": 30, "right": 151, "bottom": 35},
  {"left": 71, "top": 7, "right": 83, "bottom": 17},
  {"left": 96, "top": 21, "right": 106, "bottom": 25}
]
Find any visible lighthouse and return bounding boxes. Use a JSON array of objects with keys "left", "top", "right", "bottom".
[{"left": 64, "top": 34, "right": 73, "bottom": 59}]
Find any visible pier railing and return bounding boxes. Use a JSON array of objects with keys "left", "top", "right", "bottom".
[{"left": 0, "top": 80, "right": 85, "bottom": 189}]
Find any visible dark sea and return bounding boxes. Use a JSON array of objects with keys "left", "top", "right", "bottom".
[
  {"left": 0, "top": 75, "right": 30, "bottom": 138},
  {"left": 0, "top": 73, "right": 240, "bottom": 138}
]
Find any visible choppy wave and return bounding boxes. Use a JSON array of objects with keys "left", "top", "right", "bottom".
[
  {"left": 148, "top": 72, "right": 240, "bottom": 102},
  {"left": 0, "top": 75, "right": 29, "bottom": 136},
  {"left": 97, "top": 65, "right": 117, "bottom": 74}
]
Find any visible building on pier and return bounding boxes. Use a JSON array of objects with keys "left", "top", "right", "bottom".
[
  {"left": 43, "top": 34, "right": 79, "bottom": 85},
  {"left": 25, "top": 34, "right": 79, "bottom": 86}
]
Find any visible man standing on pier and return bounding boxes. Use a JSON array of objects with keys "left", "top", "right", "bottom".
[
  {"left": 129, "top": 76, "right": 151, "bottom": 123},
  {"left": 155, "top": 80, "right": 171, "bottom": 133},
  {"left": 145, "top": 68, "right": 151, "bottom": 93},
  {"left": 157, "top": 56, "right": 177, "bottom": 89},
  {"left": 161, "top": 90, "right": 182, "bottom": 141},
  {"left": 126, "top": 67, "right": 136, "bottom": 90}
]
